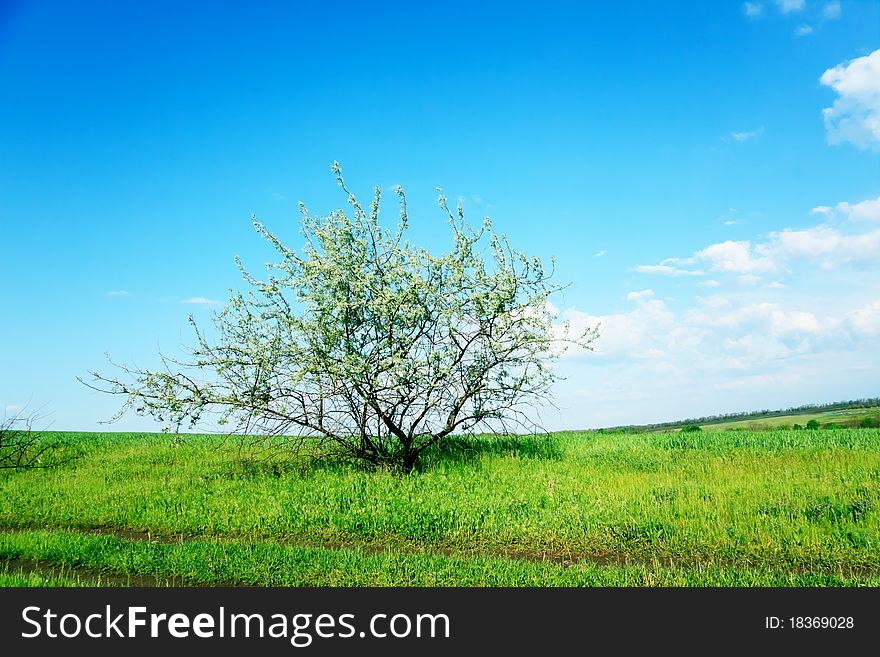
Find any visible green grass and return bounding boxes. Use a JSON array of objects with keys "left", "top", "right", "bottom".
[{"left": 1, "top": 429, "right": 879, "bottom": 585}]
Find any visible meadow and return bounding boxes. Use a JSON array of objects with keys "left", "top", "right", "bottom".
[{"left": 1, "top": 428, "right": 879, "bottom": 586}]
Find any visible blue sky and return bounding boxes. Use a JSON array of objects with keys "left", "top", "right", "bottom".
[{"left": 1, "top": 0, "right": 879, "bottom": 431}]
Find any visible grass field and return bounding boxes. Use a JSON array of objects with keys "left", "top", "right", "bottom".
[{"left": 1, "top": 428, "right": 879, "bottom": 586}]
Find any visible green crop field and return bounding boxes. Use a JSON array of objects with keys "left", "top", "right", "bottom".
[
  {"left": 2, "top": 428, "right": 879, "bottom": 587},
  {"left": 689, "top": 408, "right": 880, "bottom": 432}
]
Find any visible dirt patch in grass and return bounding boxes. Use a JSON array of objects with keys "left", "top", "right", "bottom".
[
  {"left": 2, "top": 523, "right": 877, "bottom": 580},
  {"left": 0, "top": 557, "right": 203, "bottom": 587}
]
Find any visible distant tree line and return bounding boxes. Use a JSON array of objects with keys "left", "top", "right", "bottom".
[{"left": 598, "top": 398, "right": 880, "bottom": 433}]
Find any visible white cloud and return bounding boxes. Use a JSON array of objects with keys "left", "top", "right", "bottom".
[
  {"left": 626, "top": 289, "right": 655, "bottom": 302},
  {"left": 634, "top": 264, "right": 704, "bottom": 277},
  {"left": 544, "top": 200, "right": 880, "bottom": 428},
  {"left": 776, "top": 310, "right": 824, "bottom": 335},
  {"left": 820, "top": 49, "right": 880, "bottom": 150},
  {"left": 848, "top": 301, "right": 880, "bottom": 336},
  {"left": 104, "top": 290, "right": 130, "bottom": 297},
  {"left": 548, "top": 289, "right": 879, "bottom": 428},
  {"left": 562, "top": 296, "right": 837, "bottom": 369},
  {"left": 182, "top": 297, "right": 221, "bottom": 306},
  {"left": 822, "top": 1, "right": 841, "bottom": 20},
  {"left": 845, "top": 198, "right": 880, "bottom": 222},
  {"left": 770, "top": 225, "right": 880, "bottom": 267},
  {"left": 557, "top": 292, "right": 864, "bottom": 382},
  {"left": 795, "top": 25, "right": 813, "bottom": 37},
  {"left": 770, "top": 225, "right": 842, "bottom": 257},
  {"left": 556, "top": 299, "right": 678, "bottom": 360},
  {"left": 695, "top": 240, "right": 778, "bottom": 275},
  {"left": 743, "top": 2, "right": 763, "bottom": 18},
  {"left": 697, "top": 294, "right": 733, "bottom": 309},
  {"left": 593, "top": 250, "right": 606, "bottom": 257},
  {"left": 641, "top": 196, "right": 880, "bottom": 289},
  {"left": 687, "top": 300, "right": 826, "bottom": 338},
  {"left": 811, "top": 197, "right": 880, "bottom": 222},
  {"left": 775, "top": 0, "right": 804, "bottom": 13}
]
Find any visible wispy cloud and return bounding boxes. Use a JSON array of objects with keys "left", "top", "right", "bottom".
[
  {"left": 720, "top": 209, "right": 743, "bottom": 226},
  {"left": 743, "top": 2, "right": 763, "bottom": 18},
  {"left": 626, "top": 289, "right": 655, "bottom": 302},
  {"left": 593, "top": 249, "right": 606, "bottom": 257},
  {"left": 661, "top": 256, "right": 696, "bottom": 266},
  {"left": 794, "top": 24, "right": 813, "bottom": 37},
  {"left": 775, "top": 0, "right": 805, "bottom": 13},
  {"left": 737, "top": 274, "right": 764, "bottom": 286},
  {"left": 724, "top": 127, "right": 764, "bottom": 144},
  {"left": 820, "top": 49, "right": 880, "bottom": 150},
  {"left": 731, "top": 130, "right": 758, "bottom": 142},
  {"left": 104, "top": 290, "right": 130, "bottom": 297},
  {"left": 3, "top": 404, "right": 24, "bottom": 417},
  {"left": 182, "top": 297, "right": 221, "bottom": 306},
  {"left": 821, "top": 1, "right": 841, "bottom": 20},
  {"left": 634, "top": 264, "right": 704, "bottom": 277}
]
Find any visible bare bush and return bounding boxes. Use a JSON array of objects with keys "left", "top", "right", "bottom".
[{"left": 0, "top": 408, "right": 74, "bottom": 470}]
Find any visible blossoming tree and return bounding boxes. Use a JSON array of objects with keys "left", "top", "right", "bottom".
[{"left": 87, "top": 164, "right": 597, "bottom": 470}]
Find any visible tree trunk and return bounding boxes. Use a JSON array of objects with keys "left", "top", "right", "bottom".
[{"left": 401, "top": 449, "right": 419, "bottom": 473}]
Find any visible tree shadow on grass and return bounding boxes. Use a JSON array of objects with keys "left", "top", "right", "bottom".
[
  {"left": 416, "top": 433, "right": 565, "bottom": 470},
  {"left": 216, "top": 433, "right": 565, "bottom": 479}
]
